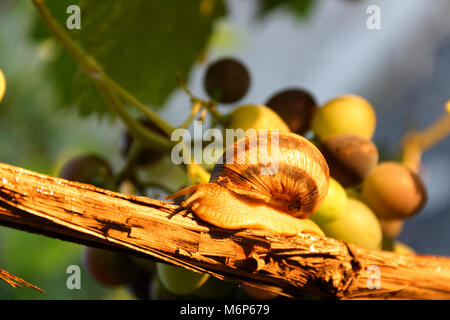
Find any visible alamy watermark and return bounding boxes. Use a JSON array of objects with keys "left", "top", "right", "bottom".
[
  {"left": 366, "top": 265, "right": 381, "bottom": 289},
  {"left": 66, "top": 264, "right": 81, "bottom": 290},
  {"left": 366, "top": 5, "right": 381, "bottom": 30},
  {"left": 66, "top": 5, "right": 81, "bottom": 30},
  {"left": 170, "top": 121, "right": 280, "bottom": 175}
]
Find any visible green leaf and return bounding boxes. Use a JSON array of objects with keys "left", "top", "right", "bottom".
[
  {"left": 258, "top": 0, "right": 315, "bottom": 19},
  {"left": 73, "top": 0, "right": 226, "bottom": 117}
]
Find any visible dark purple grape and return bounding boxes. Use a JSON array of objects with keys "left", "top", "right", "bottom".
[
  {"left": 59, "top": 155, "right": 113, "bottom": 189},
  {"left": 120, "top": 119, "right": 168, "bottom": 166},
  {"left": 204, "top": 58, "right": 250, "bottom": 103},
  {"left": 266, "top": 88, "right": 317, "bottom": 135},
  {"left": 82, "top": 247, "right": 136, "bottom": 288}
]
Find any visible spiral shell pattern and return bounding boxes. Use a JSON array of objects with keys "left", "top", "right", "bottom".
[{"left": 210, "top": 131, "right": 330, "bottom": 218}]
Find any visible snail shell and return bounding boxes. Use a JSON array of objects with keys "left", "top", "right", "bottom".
[
  {"left": 211, "top": 131, "right": 330, "bottom": 218},
  {"left": 167, "top": 131, "right": 329, "bottom": 236}
]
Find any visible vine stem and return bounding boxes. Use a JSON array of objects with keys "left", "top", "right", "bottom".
[
  {"left": 176, "top": 72, "right": 230, "bottom": 127},
  {"left": 179, "top": 101, "right": 202, "bottom": 129},
  {"left": 32, "top": 0, "right": 211, "bottom": 185},
  {"left": 402, "top": 101, "right": 450, "bottom": 173},
  {"left": 32, "top": 0, "right": 173, "bottom": 145}
]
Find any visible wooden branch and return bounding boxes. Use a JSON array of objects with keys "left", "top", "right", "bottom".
[{"left": 1, "top": 163, "right": 450, "bottom": 299}]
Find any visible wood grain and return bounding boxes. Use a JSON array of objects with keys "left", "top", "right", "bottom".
[{"left": 0, "top": 162, "right": 450, "bottom": 299}]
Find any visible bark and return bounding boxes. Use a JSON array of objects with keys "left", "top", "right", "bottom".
[{"left": 0, "top": 162, "right": 449, "bottom": 299}]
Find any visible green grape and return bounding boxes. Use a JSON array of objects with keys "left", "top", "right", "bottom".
[
  {"left": 319, "top": 133, "right": 378, "bottom": 187},
  {"left": 311, "top": 95, "right": 376, "bottom": 141},
  {"left": 156, "top": 263, "right": 209, "bottom": 295},
  {"left": 59, "top": 155, "right": 114, "bottom": 189},
  {"left": 310, "top": 178, "right": 347, "bottom": 225},
  {"left": 320, "top": 198, "right": 382, "bottom": 249},
  {"left": 361, "top": 162, "right": 427, "bottom": 220},
  {"left": 227, "top": 104, "right": 290, "bottom": 134},
  {"left": 82, "top": 247, "right": 136, "bottom": 288},
  {"left": 204, "top": 58, "right": 250, "bottom": 103},
  {"left": 265, "top": 88, "right": 317, "bottom": 135},
  {"left": 148, "top": 275, "right": 183, "bottom": 300}
]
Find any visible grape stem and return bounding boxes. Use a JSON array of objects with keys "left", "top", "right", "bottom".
[
  {"left": 179, "top": 101, "right": 202, "bottom": 129},
  {"left": 402, "top": 101, "right": 450, "bottom": 173},
  {"left": 32, "top": 0, "right": 211, "bottom": 186},
  {"left": 176, "top": 73, "right": 230, "bottom": 127}
]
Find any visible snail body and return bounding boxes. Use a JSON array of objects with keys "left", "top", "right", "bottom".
[{"left": 167, "top": 132, "right": 329, "bottom": 236}]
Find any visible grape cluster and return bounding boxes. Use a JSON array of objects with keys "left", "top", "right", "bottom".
[
  {"left": 202, "top": 56, "right": 425, "bottom": 253},
  {"left": 62, "top": 56, "right": 426, "bottom": 299}
]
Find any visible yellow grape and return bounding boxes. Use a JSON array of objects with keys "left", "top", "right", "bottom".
[
  {"left": 311, "top": 95, "right": 376, "bottom": 141},
  {"left": 320, "top": 198, "right": 382, "bottom": 249},
  {"left": 310, "top": 177, "right": 347, "bottom": 225},
  {"left": 227, "top": 104, "right": 290, "bottom": 134}
]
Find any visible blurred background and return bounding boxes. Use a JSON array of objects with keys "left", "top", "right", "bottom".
[{"left": 0, "top": 0, "right": 449, "bottom": 299}]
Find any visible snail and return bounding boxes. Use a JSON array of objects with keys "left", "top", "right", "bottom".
[{"left": 167, "top": 131, "right": 330, "bottom": 237}]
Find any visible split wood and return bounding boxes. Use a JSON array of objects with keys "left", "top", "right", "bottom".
[{"left": 0, "top": 163, "right": 449, "bottom": 299}]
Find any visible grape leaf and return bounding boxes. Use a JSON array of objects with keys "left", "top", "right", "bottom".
[
  {"left": 31, "top": 0, "right": 225, "bottom": 117},
  {"left": 73, "top": 0, "right": 226, "bottom": 117},
  {"left": 258, "top": 0, "right": 315, "bottom": 19}
]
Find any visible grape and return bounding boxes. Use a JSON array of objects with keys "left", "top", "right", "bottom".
[
  {"left": 311, "top": 95, "right": 376, "bottom": 141},
  {"left": 320, "top": 198, "right": 382, "bottom": 249},
  {"left": 204, "top": 58, "right": 250, "bottom": 103},
  {"left": 59, "top": 155, "right": 114, "bottom": 189},
  {"left": 156, "top": 262, "right": 209, "bottom": 295},
  {"left": 265, "top": 88, "right": 317, "bottom": 135},
  {"left": 310, "top": 178, "right": 347, "bottom": 225},
  {"left": 361, "top": 162, "right": 427, "bottom": 220},
  {"left": 82, "top": 247, "right": 136, "bottom": 288},
  {"left": 148, "top": 275, "right": 182, "bottom": 300},
  {"left": 0, "top": 69, "right": 5, "bottom": 102},
  {"left": 227, "top": 104, "right": 290, "bottom": 134},
  {"left": 379, "top": 219, "right": 404, "bottom": 239},
  {"left": 120, "top": 119, "right": 168, "bottom": 166},
  {"left": 319, "top": 134, "right": 378, "bottom": 187}
]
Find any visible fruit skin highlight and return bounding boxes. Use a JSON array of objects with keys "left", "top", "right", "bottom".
[
  {"left": 312, "top": 95, "right": 376, "bottom": 141},
  {"left": 319, "top": 198, "right": 382, "bottom": 250},
  {"left": 361, "top": 161, "right": 427, "bottom": 220},
  {"left": 310, "top": 177, "right": 347, "bottom": 225}
]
